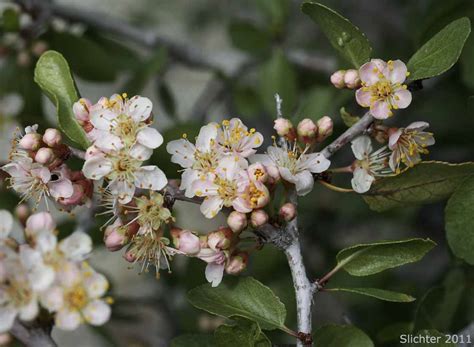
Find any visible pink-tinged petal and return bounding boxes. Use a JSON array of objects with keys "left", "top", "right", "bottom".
[
  {"left": 83, "top": 300, "right": 111, "bottom": 326},
  {"left": 196, "top": 124, "right": 218, "bottom": 152},
  {"left": 48, "top": 178, "right": 74, "bottom": 200},
  {"left": 351, "top": 136, "right": 372, "bottom": 160},
  {"left": 200, "top": 196, "right": 224, "bottom": 219},
  {"left": 39, "top": 286, "right": 64, "bottom": 312},
  {"left": 205, "top": 262, "right": 225, "bottom": 287},
  {"left": 18, "top": 298, "right": 39, "bottom": 321},
  {"left": 90, "top": 109, "right": 117, "bottom": 130},
  {"left": 93, "top": 133, "right": 123, "bottom": 152},
  {"left": 355, "top": 89, "right": 372, "bottom": 107},
  {"left": 197, "top": 248, "right": 225, "bottom": 263},
  {"left": 166, "top": 139, "right": 196, "bottom": 168},
  {"left": 55, "top": 308, "right": 81, "bottom": 330},
  {"left": 279, "top": 167, "right": 297, "bottom": 185},
  {"left": 128, "top": 96, "right": 152, "bottom": 122},
  {"left": 1, "top": 162, "right": 25, "bottom": 178},
  {"left": 134, "top": 166, "right": 168, "bottom": 191},
  {"left": 26, "top": 212, "right": 55, "bottom": 233},
  {"left": 84, "top": 273, "right": 109, "bottom": 299},
  {"left": 191, "top": 179, "right": 218, "bottom": 197},
  {"left": 406, "top": 121, "right": 429, "bottom": 130},
  {"left": 56, "top": 262, "right": 81, "bottom": 287},
  {"left": 359, "top": 61, "right": 382, "bottom": 85},
  {"left": 0, "top": 210, "right": 13, "bottom": 239},
  {"left": 232, "top": 197, "right": 252, "bottom": 213},
  {"left": 217, "top": 156, "right": 241, "bottom": 180},
  {"left": 0, "top": 306, "right": 16, "bottom": 333},
  {"left": 248, "top": 154, "right": 274, "bottom": 167},
  {"left": 302, "top": 152, "right": 331, "bottom": 173},
  {"left": 388, "top": 129, "right": 403, "bottom": 150},
  {"left": 370, "top": 100, "right": 391, "bottom": 119},
  {"left": 389, "top": 60, "right": 408, "bottom": 84},
  {"left": 82, "top": 157, "right": 113, "bottom": 180},
  {"left": 392, "top": 89, "right": 412, "bottom": 109},
  {"left": 351, "top": 167, "right": 375, "bottom": 193},
  {"left": 137, "top": 127, "right": 163, "bottom": 149},
  {"left": 59, "top": 231, "right": 92, "bottom": 261},
  {"left": 294, "top": 170, "right": 314, "bottom": 196},
  {"left": 109, "top": 179, "right": 135, "bottom": 204},
  {"left": 129, "top": 144, "right": 153, "bottom": 161},
  {"left": 31, "top": 167, "right": 51, "bottom": 184}
]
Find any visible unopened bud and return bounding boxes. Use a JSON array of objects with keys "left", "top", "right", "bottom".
[
  {"left": 207, "top": 227, "right": 233, "bottom": 251},
  {"left": 31, "top": 41, "right": 48, "bottom": 57},
  {"left": 19, "top": 133, "right": 41, "bottom": 151},
  {"left": 330, "top": 70, "right": 346, "bottom": 88},
  {"left": 104, "top": 224, "right": 127, "bottom": 252},
  {"left": 297, "top": 118, "right": 318, "bottom": 143},
  {"left": 273, "top": 118, "right": 295, "bottom": 139},
  {"left": 248, "top": 163, "right": 268, "bottom": 183},
  {"left": 227, "top": 211, "right": 248, "bottom": 233},
  {"left": 43, "top": 128, "right": 62, "bottom": 147},
  {"left": 343, "top": 69, "right": 361, "bottom": 89},
  {"left": 225, "top": 252, "right": 249, "bottom": 275},
  {"left": 265, "top": 165, "right": 280, "bottom": 182},
  {"left": 35, "top": 147, "right": 54, "bottom": 165},
  {"left": 172, "top": 229, "right": 201, "bottom": 255},
  {"left": 316, "top": 116, "right": 333, "bottom": 142},
  {"left": 73, "top": 98, "right": 92, "bottom": 122},
  {"left": 123, "top": 250, "right": 136, "bottom": 263},
  {"left": 26, "top": 212, "right": 55, "bottom": 232},
  {"left": 250, "top": 209, "right": 269, "bottom": 228},
  {"left": 15, "top": 203, "right": 30, "bottom": 226},
  {"left": 279, "top": 202, "right": 297, "bottom": 222}
]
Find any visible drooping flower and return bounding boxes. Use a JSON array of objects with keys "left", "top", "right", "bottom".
[
  {"left": 251, "top": 141, "right": 330, "bottom": 196},
  {"left": 350, "top": 136, "right": 393, "bottom": 193},
  {"left": 356, "top": 59, "right": 412, "bottom": 119},
  {"left": 196, "top": 248, "right": 228, "bottom": 287},
  {"left": 388, "top": 122, "right": 435, "bottom": 173}
]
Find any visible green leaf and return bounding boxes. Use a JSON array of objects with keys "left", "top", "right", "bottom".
[
  {"left": 376, "top": 322, "right": 413, "bottom": 343},
  {"left": 409, "top": 330, "right": 455, "bottom": 346},
  {"left": 336, "top": 238, "right": 436, "bottom": 276},
  {"left": 326, "top": 287, "right": 415, "bottom": 302},
  {"left": 228, "top": 21, "right": 271, "bottom": 55},
  {"left": 301, "top": 2, "right": 371, "bottom": 68},
  {"left": 313, "top": 324, "right": 374, "bottom": 347},
  {"left": 259, "top": 50, "right": 297, "bottom": 116},
  {"left": 445, "top": 176, "right": 474, "bottom": 264},
  {"left": 34, "top": 51, "right": 90, "bottom": 149},
  {"left": 340, "top": 107, "right": 360, "bottom": 127},
  {"left": 407, "top": 17, "right": 471, "bottom": 81},
  {"left": 187, "top": 277, "right": 287, "bottom": 331},
  {"left": 122, "top": 48, "right": 168, "bottom": 96},
  {"left": 2, "top": 8, "right": 20, "bottom": 32},
  {"left": 214, "top": 317, "right": 271, "bottom": 347},
  {"left": 363, "top": 161, "right": 474, "bottom": 212},
  {"left": 171, "top": 334, "right": 215, "bottom": 347}
]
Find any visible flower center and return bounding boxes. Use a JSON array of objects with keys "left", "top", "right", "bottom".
[
  {"left": 194, "top": 150, "right": 218, "bottom": 173},
  {"left": 113, "top": 114, "right": 140, "bottom": 147},
  {"left": 66, "top": 285, "right": 88, "bottom": 310},
  {"left": 215, "top": 177, "right": 237, "bottom": 205},
  {"left": 247, "top": 182, "right": 265, "bottom": 207},
  {"left": 5, "top": 280, "right": 33, "bottom": 307},
  {"left": 136, "top": 193, "right": 173, "bottom": 233}
]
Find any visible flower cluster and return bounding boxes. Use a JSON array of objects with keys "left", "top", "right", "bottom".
[
  {"left": 77, "top": 94, "right": 168, "bottom": 204},
  {"left": 2, "top": 125, "right": 93, "bottom": 210},
  {"left": 0, "top": 210, "right": 111, "bottom": 332}
]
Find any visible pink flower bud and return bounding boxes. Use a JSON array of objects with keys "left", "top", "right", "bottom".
[
  {"left": 265, "top": 165, "right": 280, "bottom": 182},
  {"left": 297, "top": 118, "right": 317, "bottom": 137},
  {"left": 316, "top": 116, "right": 333, "bottom": 142},
  {"left": 31, "top": 41, "right": 48, "bottom": 57},
  {"left": 279, "top": 202, "right": 297, "bottom": 221},
  {"left": 250, "top": 209, "right": 268, "bottom": 228},
  {"left": 34, "top": 147, "right": 55, "bottom": 165},
  {"left": 227, "top": 211, "right": 248, "bottom": 233},
  {"left": 19, "top": 133, "right": 42, "bottom": 151},
  {"left": 173, "top": 229, "right": 201, "bottom": 255},
  {"left": 343, "top": 69, "right": 361, "bottom": 89},
  {"left": 104, "top": 227, "right": 126, "bottom": 252},
  {"left": 248, "top": 163, "right": 268, "bottom": 183},
  {"left": 15, "top": 203, "right": 30, "bottom": 226},
  {"left": 43, "top": 128, "right": 62, "bottom": 147},
  {"left": 26, "top": 212, "right": 55, "bottom": 232},
  {"left": 123, "top": 250, "right": 136, "bottom": 263},
  {"left": 73, "top": 98, "right": 92, "bottom": 123},
  {"left": 207, "top": 228, "right": 233, "bottom": 251},
  {"left": 225, "top": 252, "right": 249, "bottom": 275},
  {"left": 273, "top": 118, "right": 294, "bottom": 138},
  {"left": 330, "top": 70, "right": 346, "bottom": 88}
]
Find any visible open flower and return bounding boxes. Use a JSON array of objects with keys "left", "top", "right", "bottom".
[
  {"left": 251, "top": 142, "right": 330, "bottom": 196},
  {"left": 216, "top": 118, "right": 263, "bottom": 158},
  {"left": 388, "top": 122, "right": 435, "bottom": 173},
  {"left": 350, "top": 136, "right": 393, "bottom": 193},
  {"left": 356, "top": 59, "right": 412, "bottom": 119},
  {"left": 196, "top": 248, "right": 228, "bottom": 287}
]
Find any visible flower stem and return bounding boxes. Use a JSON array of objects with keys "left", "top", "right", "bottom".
[{"left": 318, "top": 180, "right": 353, "bottom": 193}]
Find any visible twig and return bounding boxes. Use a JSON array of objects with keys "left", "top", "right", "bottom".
[
  {"left": 68, "top": 146, "right": 85, "bottom": 160},
  {"left": 10, "top": 319, "right": 57, "bottom": 347}
]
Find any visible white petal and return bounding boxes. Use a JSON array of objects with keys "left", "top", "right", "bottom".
[
  {"left": 29, "top": 265, "right": 55, "bottom": 291},
  {"left": 84, "top": 273, "right": 109, "bottom": 299},
  {"left": 279, "top": 167, "right": 297, "bottom": 185},
  {"left": 166, "top": 139, "right": 195, "bottom": 168},
  {"left": 128, "top": 96, "right": 153, "bottom": 122},
  {"left": 93, "top": 133, "right": 123, "bottom": 152},
  {"left": 59, "top": 231, "right": 92, "bottom": 261},
  {"left": 205, "top": 262, "right": 225, "bottom": 287},
  {"left": 55, "top": 309, "right": 81, "bottom": 330},
  {"left": 196, "top": 124, "right": 218, "bottom": 153},
  {"left": 294, "top": 171, "right": 315, "bottom": 196},
  {"left": 389, "top": 60, "right": 408, "bottom": 84},
  {"left": 82, "top": 157, "right": 113, "bottom": 180},
  {"left": 0, "top": 210, "right": 13, "bottom": 239},
  {"left": 392, "top": 89, "right": 412, "bottom": 109},
  {"left": 36, "top": 231, "right": 57, "bottom": 253},
  {"left": 90, "top": 109, "right": 117, "bottom": 131},
  {"left": 137, "top": 127, "right": 163, "bottom": 149},
  {"left": 109, "top": 179, "right": 135, "bottom": 204},
  {"left": 83, "top": 300, "right": 111, "bottom": 326},
  {"left": 351, "top": 136, "right": 372, "bottom": 160},
  {"left": 248, "top": 154, "right": 274, "bottom": 166},
  {"left": 351, "top": 167, "right": 375, "bottom": 193},
  {"left": 48, "top": 178, "right": 74, "bottom": 200},
  {"left": 134, "top": 166, "right": 168, "bottom": 191},
  {"left": 407, "top": 121, "right": 429, "bottom": 130},
  {"left": 302, "top": 153, "right": 331, "bottom": 173},
  {"left": 18, "top": 298, "right": 38, "bottom": 321},
  {"left": 388, "top": 129, "right": 403, "bottom": 150},
  {"left": 129, "top": 144, "right": 153, "bottom": 161},
  {"left": 180, "top": 169, "right": 199, "bottom": 198},
  {"left": 370, "top": 100, "right": 391, "bottom": 119},
  {"left": 39, "top": 286, "right": 64, "bottom": 312},
  {"left": 0, "top": 306, "right": 16, "bottom": 333},
  {"left": 200, "top": 196, "right": 224, "bottom": 219}
]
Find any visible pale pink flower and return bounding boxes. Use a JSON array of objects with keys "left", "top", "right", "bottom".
[
  {"left": 217, "top": 118, "right": 263, "bottom": 158},
  {"left": 197, "top": 248, "right": 228, "bottom": 287}
]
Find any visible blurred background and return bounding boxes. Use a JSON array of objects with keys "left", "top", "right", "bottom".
[{"left": 1, "top": 0, "right": 474, "bottom": 346}]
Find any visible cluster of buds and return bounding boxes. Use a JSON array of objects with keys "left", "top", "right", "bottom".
[
  {"left": 2, "top": 125, "right": 93, "bottom": 209},
  {"left": 0, "top": 210, "right": 111, "bottom": 332},
  {"left": 274, "top": 117, "right": 333, "bottom": 145},
  {"left": 330, "top": 69, "right": 361, "bottom": 89}
]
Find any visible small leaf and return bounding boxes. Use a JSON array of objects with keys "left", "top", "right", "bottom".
[
  {"left": 301, "top": 2, "right": 372, "bottom": 68},
  {"left": 313, "top": 324, "right": 374, "bottom": 347},
  {"left": 326, "top": 287, "right": 415, "bottom": 302},
  {"left": 336, "top": 238, "right": 436, "bottom": 276},
  {"left": 445, "top": 176, "right": 474, "bottom": 264},
  {"left": 228, "top": 21, "right": 271, "bottom": 55},
  {"left": 214, "top": 317, "right": 271, "bottom": 347},
  {"left": 34, "top": 51, "right": 90, "bottom": 149},
  {"left": 340, "top": 107, "right": 360, "bottom": 127},
  {"left": 259, "top": 50, "right": 297, "bottom": 116},
  {"left": 363, "top": 161, "right": 474, "bottom": 212},
  {"left": 171, "top": 334, "right": 215, "bottom": 347},
  {"left": 187, "top": 277, "right": 287, "bottom": 331},
  {"left": 407, "top": 17, "right": 471, "bottom": 81}
]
